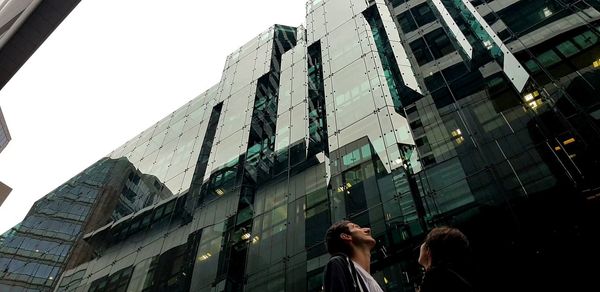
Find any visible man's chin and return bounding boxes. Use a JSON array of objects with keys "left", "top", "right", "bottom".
[{"left": 366, "top": 237, "right": 377, "bottom": 247}]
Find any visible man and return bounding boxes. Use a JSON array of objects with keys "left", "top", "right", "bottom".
[{"left": 323, "top": 220, "right": 384, "bottom": 292}]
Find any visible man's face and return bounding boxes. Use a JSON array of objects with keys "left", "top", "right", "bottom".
[
  {"left": 418, "top": 243, "right": 431, "bottom": 270},
  {"left": 346, "top": 222, "right": 376, "bottom": 248}
]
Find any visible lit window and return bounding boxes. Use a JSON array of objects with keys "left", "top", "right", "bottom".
[
  {"left": 451, "top": 129, "right": 464, "bottom": 144},
  {"left": 563, "top": 138, "right": 575, "bottom": 145},
  {"left": 483, "top": 40, "right": 493, "bottom": 50},
  {"left": 523, "top": 91, "right": 542, "bottom": 110}
]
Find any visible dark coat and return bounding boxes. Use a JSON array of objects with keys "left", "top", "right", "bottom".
[
  {"left": 323, "top": 254, "right": 369, "bottom": 292},
  {"left": 419, "top": 266, "right": 474, "bottom": 292}
]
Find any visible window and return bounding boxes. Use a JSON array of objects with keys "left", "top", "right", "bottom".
[
  {"left": 431, "top": 87, "right": 454, "bottom": 109},
  {"left": 390, "top": 0, "right": 407, "bottom": 7},
  {"left": 420, "top": 155, "right": 436, "bottom": 167},
  {"left": 498, "top": 0, "right": 563, "bottom": 35},
  {"left": 89, "top": 266, "right": 134, "bottom": 292},
  {"left": 398, "top": 12, "right": 417, "bottom": 33},
  {"left": 424, "top": 72, "right": 445, "bottom": 92},
  {"left": 424, "top": 28, "right": 455, "bottom": 59},
  {"left": 416, "top": 136, "right": 432, "bottom": 153},
  {"left": 524, "top": 59, "right": 542, "bottom": 74},
  {"left": 573, "top": 30, "right": 598, "bottom": 49},
  {"left": 413, "top": 3, "right": 436, "bottom": 26},
  {"left": 410, "top": 38, "right": 433, "bottom": 65},
  {"left": 556, "top": 40, "right": 580, "bottom": 57},
  {"left": 397, "top": 3, "right": 436, "bottom": 33},
  {"left": 537, "top": 50, "right": 562, "bottom": 67},
  {"left": 305, "top": 188, "right": 330, "bottom": 252}
]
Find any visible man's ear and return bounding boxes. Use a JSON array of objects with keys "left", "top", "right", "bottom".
[{"left": 340, "top": 233, "right": 352, "bottom": 241}]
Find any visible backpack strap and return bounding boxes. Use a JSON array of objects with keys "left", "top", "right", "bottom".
[
  {"left": 447, "top": 268, "right": 473, "bottom": 289},
  {"left": 349, "top": 259, "right": 369, "bottom": 292},
  {"left": 332, "top": 253, "right": 369, "bottom": 292}
]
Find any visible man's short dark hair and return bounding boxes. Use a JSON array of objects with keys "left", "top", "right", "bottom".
[
  {"left": 424, "top": 226, "right": 470, "bottom": 267},
  {"left": 325, "top": 220, "right": 352, "bottom": 256}
]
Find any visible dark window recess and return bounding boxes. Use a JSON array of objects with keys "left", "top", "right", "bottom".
[
  {"left": 448, "top": 70, "right": 485, "bottom": 100},
  {"left": 415, "top": 136, "right": 432, "bottom": 153},
  {"left": 390, "top": 0, "right": 407, "bottom": 7},
  {"left": 405, "top": 106, "right": 418, "bottom": 116},
  {"left": 121, "top": 186, "right": 136, "bottom": 201},
  {"left": 497, "top": 30, "right": 512, "bottom": 42},
  {"left": 364, "top": 5, "right": 422, "bottom": 111},
  {"left": 245, "top": 25, "right": 296, "bottom": 183},
  {"left": 497, "top": 0, "right": 566, "bottom": 36},
  {"left": 565, "top": 70, "right": 600, "bottom": 108},
  {"left": 410, "top": 120, "right": 423, "bottom": 130},
  {"left": 127, "top": 173, "right": 140, "bottom": 185},
  {"left": 441, "top": 63, "right": 469, "bottom": 83},
  {"left": 397, "top": 3, "right": 436, "bottom": 33},
  {"left": 424, "top": 28, "right": 455, "bottom": 59},
  {"left": 188, "top": 102, "right": 223, "bottom": 207},
  {"left": 290, "top": 141, "right": 307, "bottom": 166},
  {"left": 424, "top": 72, "right": 445, "bottom": 92},
  {"left": 89, "top": 266, "right": 133, "bottom": 292},
  {"left": 412, "top": 3, "right": 436, "bottom": 26},
  {"left": 406, "top": 106, "right": 419, "bottom": 121},
  {"left": 483, "top": 12, "right": 498, "bottom": 24},
  {"left": 431, "top": 87, "right": 454, "bottom": 109},
  {"left": 410, "top": 38, "right": 434, "bottom": 65},
  {"left": 486, "top": 74, "right": 521, "bottom": 113},
  {"left": 398, "top": 12, "right": 417, "bottom": 33},
  {"left": 420, "top": 155, "right": 436, "bottom": 167},
  {"left": 153, "top": 245, "right": 188, "bottom": 291},
  {"left": 305, "top": 202, "right": 330, "bottom": 250},
  {"left": 307, "top": 41, "right": 329, "bottom": 156}
]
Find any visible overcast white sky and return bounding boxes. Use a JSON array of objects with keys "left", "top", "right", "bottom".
[{"left": 0, "top": 0, "right": 306, "bottom": 234}]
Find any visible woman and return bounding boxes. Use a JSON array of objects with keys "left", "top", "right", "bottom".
[{"left": 418, "top": 227, "right": 474, "bottom": 292}]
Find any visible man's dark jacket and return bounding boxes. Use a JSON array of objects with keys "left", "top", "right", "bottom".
[{"left": 323, "top": 254, "right": 368, "bottom": 292}]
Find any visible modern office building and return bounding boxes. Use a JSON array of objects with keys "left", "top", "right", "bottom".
[
  {"left": 0, "top": 158, "right": 171, "bottom": 291},
  {"left": 0, "top": 106, "right": 9, "bottom": 153},
  {"left": 0, "top": 106, "right": 11, "bottom": 206},
  {"left": 0, "top": 0, "right": 81, "bottom": 90},
  {"left": 0, "top": 0, "right": 82, "bottom": 211},
  {"left": 2, "top": 0, "right": 600, "bottom": 291},
  {"left": 0, "top": 180, "right": 10, "bottom": 206}
]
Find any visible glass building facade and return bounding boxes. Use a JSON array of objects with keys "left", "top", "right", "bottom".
[
  {"left": 0, "top": 0, "right": 82, "bottom": 90},
  {"left": 0, "top": 106, "right": 9, "bottom": 154},
  {"left": 3, "top": 0, "right": 600, "bottom": 291},
  {"left": 0, "top": 106, "right": 10, "bottom": 207},
  {"left": 0, "top": 158, "right": 171, "bottom": 291}
]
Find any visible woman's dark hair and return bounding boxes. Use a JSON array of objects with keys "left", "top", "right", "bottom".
[
  {"left": 424, "top": 226, "right": 470, "bottom": 267},
  {"left": 325, "top": 220, "right": 353, "bottom": 256}
]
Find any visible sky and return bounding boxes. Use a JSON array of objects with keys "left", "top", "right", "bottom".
[{"left": 0, "top": 0, "right": 307, "bottom": 234}]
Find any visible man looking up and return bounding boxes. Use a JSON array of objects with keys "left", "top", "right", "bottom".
[{"left": 323, "top": 220, "right": 384, "bottom": 292}]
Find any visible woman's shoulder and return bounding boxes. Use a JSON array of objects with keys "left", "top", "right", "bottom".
[{"left": 421, "top": 267, "right": 474, "bottom": 292}]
